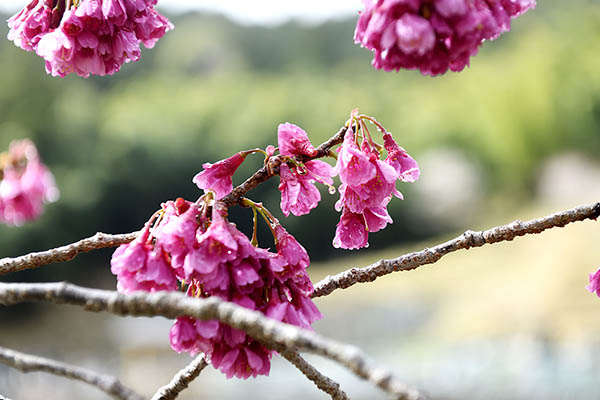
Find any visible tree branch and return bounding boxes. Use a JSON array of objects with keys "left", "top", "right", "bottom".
[
  {"left": 150, "top": 355, "right": 208, "bottom": 400},
  {"left": 0, "top": 346, "right": 143, "bottom": 400},
  {"left": 0, "top": 282, "right": 425, "bottom": 400},
  {"left": 280, "top": 350, "right": 349, "bottom": 400},
  {"left": 0, "top": 394, "right": 14, "bottom": 400},
  {"left": 0, "top": 232, "right": 138, "bottom": 275},
  {"left": 312, "top": 201, "right": 600, "bottom": 298}
]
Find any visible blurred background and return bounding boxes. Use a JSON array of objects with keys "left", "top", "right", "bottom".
[{"left": 1, "top": 0, "right": 600, "bottom": 399}]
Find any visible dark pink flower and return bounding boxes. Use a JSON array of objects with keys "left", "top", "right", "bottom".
[
  {"left": 154, "top": 198, "right": 202, "bottom": 274},
  {"left": 0, "top": 139, "right": 59, "bottom": 226},
  {"left": 383, "top": 133, "right": 420, "bottom": 183},
  {"left": 183, "top": 209, "right": 239, "bottom": 280},
  {"left": 110, "top": 223, "right": 178, "bottom": 293},
  {"left": 332, "top": 209, "right": 369, "bottom": 250},
  {"left": 278, "top": 160, "right": 333, "bottom": 217},
  {"left": 587, "top": 268, "right": 600, "bottom": 297},
  {"left": 193, "top": 153, "right": 246, "bottom": 200},
  {"left": 278, "top": 123, "right": 318, "bottom": 158},
  {"left": 274, "top": 225, "right": 309, "bottom": 270},
  {"left": 354, "top": 0, "right": 536, "bottom": 75},
  {"left": 7, "top": 0, "right": 173, "bottom": 78},
  {"left": 170, "top": 317, "right": 201, "bottom": 354},
  {"left": 211, "top": 341, "right": 272, "bottom": 379},
  {"left": 333, "top": 129, "right": 376, "bottom": 186},
  {"left": 332, "top": 124, "right": 419, "bottom": 249},
  {"left": 7, "top": 0, "right": 53, "bottom": 52},
  {"left": 159, "top": 204, "right": 322, "bottom": 379},
  {"left": 335, "top": 158, "right": 398, "bottom": 214}
]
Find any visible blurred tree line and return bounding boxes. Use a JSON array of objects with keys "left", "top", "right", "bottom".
[{"left": 0, "top": 0, "right": 599, "bottom": 286}]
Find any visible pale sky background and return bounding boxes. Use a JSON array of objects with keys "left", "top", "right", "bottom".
[{"left": 0, "top": 0, "right": 363, "bottom": 25}]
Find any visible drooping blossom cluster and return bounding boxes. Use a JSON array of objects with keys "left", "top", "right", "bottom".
[
  {"left": 354, "top": 0, "right": 536, "bottom": 75},
  {"left": 0, "top": 139, "right": 59, "bottom": 226},
  {"left": 332, "top": 115, "right": 419, "bottom": 249},
  {"left": 7, "top": 0, "right": 173, "bottom": 78},
  {"left": 111, "top": 198, "right": 322, "bottom": 379},
  {"left": 111, "top": 111, "right": 419, "bottom": 377}
]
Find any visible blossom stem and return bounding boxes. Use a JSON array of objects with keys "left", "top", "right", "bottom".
[
  {"left": 251, "top": 207, "right": 259, "bottom": 246},
  {"left": 240, "top": 148, "right": 269, "bottom": 159},
  {"left": 241, "top": 198, "right": 278, "bottom": 241},
  {"left": 360, "top": 115, "right": 387, "bottom": 134}
]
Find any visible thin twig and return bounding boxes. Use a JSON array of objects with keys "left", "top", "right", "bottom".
[
  {"left": 280, "top": 350, "right": 349, "bottom": 400},
  {"left": 151, "top": 355, "right": 208, "bottom": 400},
  {"left": 312, "top": 201, "right": 600, "bottom": 298},
  {"left": 0, "top": 282, "right": 425, "bottom": 400},
  {"left": 0, "top": 346, "right": 143, "bottom": 400},
  {"left": 0, "top": 232, "right": 139, "bottom": 275}
]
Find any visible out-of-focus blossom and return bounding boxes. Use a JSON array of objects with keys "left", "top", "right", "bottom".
[
  {"left": 354, "top": 0, "right": 536, "bottom": 75},
  {"left": 7, "top": 0, "right": 173, "bottom": 78},
  {"left": 0, "top": 139, "right": 58, "bottom": 226},
  {"left": 587, "top": 267, "right": 600, "bottom": 297}
]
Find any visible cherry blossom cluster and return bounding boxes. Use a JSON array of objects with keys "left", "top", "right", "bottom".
[
  {"left": 111, "top": 198, "right": 322, "bottom": 378},
  {"left": 0, "top": 139, "right": 59, "bottom": 226},
  {"left": 333, "top": 114, "right": 419, "bottom": 249},
  {"left": 354, "top": 0, "right": 536, "bottom": 76},
  {"left": 7, "top": 0, "right": 172, "bottom": 78},
  {"left": 195, "top": 114, "right": 419, "bottom": 249},
  {"left": 111, "top": 111, "right": 417, "bottom": 378}
]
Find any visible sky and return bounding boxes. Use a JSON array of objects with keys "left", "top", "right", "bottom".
[{"left": 0, "top": 0, "right": 363, "bottom": 25}]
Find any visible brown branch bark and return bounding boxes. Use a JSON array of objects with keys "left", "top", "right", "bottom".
[
  {"left": 312, "top": 201, "right": 600, "bottom": 298},
  {"left": 150, "top": 355, "right": 208, "bottom": 400},
  {"left": 0, "top": 232, "right": 138, "bottom": 275},
  {"left": 0, "top": 282, "right": 425, "bottom": 400},
  {"left": 0, "top": 346, "right": 143, "bottom": 400},
  {"left": 280, "top": 350, "right": 349, "bottom": 400}
]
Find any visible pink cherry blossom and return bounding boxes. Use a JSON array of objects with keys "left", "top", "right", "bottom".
[
  {"left": 383, "top": 133, "right": 420, "bottom": 183},
  {"left": 156, "top": 203, "right": 322, "bottom": 379},
  {"left": 154, "top": 198, "right": 203, "bottom": 274},
  {"left": 278, "top": 123, "right": 318, "bottom": 158},
  {"left": 278, "top": 160, "right": 333, "bottom": 217},
  {"left": 332, "top": 123, "right": 418, "bottom": 250},
  {"left": 183, "top": 208, "right": 239, "bottom": 280},
  {"left": 332, "top": 209, "right": 369, "bottom": 250},
  {"left": 333, "top": 128, "right": 376, "bottom": 186},
  {"left": 0, "top": 139, "right": 59, "bottom": 226},
  {"left": 170, "top": 317, "right": 201, "bottom": 354},
  {"left": 110, "top": 222, "right": 178, "bottom": 293},
  {"left": 587, "top": 268, "right": 600, "bottom": 297},
  {"left": 354, "top": 0, "right": 536, "bottom": 75},
  {"left": 7, "top": 0, "right": 173, "bottom": 78},
  {"left": 193, "top": 153, "right": 246, "bottom": 200}
]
